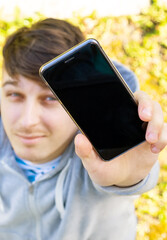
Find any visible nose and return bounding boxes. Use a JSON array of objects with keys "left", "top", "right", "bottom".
[{"left": 20, "top": 98, "right": 41, "bottom": 129}]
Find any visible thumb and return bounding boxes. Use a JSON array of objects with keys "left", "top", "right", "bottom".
[
  {"left": 74, "top": 133, "right": 98, "bottom": 161},
  {"left": 74, "top": 133, "right": 112, "bottom": 186}
]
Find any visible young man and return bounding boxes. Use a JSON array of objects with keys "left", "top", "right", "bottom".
[{"left": 0, "top": 18, "right": 166, "bottom": 240}]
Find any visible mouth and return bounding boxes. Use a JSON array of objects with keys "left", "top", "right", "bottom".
[{"left": 16, "top": 134, "right": 45, "bottom": 145}]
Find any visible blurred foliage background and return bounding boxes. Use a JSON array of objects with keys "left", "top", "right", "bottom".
[{"left": 0, "top": 0, "right": 167, "bottom": 239}]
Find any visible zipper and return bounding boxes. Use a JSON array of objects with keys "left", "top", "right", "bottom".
[
  {"left": 1, "top": 161, "right": 42, "bottom": 240},
  {"left": 28, "top": 184, "right": 42, "bottom": 240}
]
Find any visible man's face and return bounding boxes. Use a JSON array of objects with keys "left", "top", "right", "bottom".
[{"left": 1, "top": 70, "right": 78, "bottom": 163}]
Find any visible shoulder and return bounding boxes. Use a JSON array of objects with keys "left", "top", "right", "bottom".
[{"left": 112, "top": 60, "right": 139, "bottom": 93}]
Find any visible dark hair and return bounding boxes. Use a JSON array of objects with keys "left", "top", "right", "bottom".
[{"left": 2, "top": 18, "right": 85, "bottom": 81}]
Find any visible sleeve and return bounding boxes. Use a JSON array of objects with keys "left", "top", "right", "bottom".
[{"left": 112, "top": 60, "right": 140, "bottom": 93}]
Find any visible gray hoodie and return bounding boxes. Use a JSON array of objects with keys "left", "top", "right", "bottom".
[{"left": 0, "top": 61, "right": 159, "bottom": 240}]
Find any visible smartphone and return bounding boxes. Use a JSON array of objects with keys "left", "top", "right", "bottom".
[{"left": 39, "top": 38, "right": 146, "bottom": 160}]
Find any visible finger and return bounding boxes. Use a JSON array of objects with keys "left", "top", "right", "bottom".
[
  {"left": 150, "top": 123, "right": 167, "bottom": 153},
  {"left": 134, "top": 90, "right": 153, "bottom": 121},
  {"left": 145, "top": 101, "right": 164, "bottom": 144},
  {"left": 74, "top": 133, "right": 102, "bottom": 167},
  {"left": 74, "top": 133, "right": 116, "bottom": 186},
  {"left": 75, "top": 133, "right": 95, "bottom": 159}
]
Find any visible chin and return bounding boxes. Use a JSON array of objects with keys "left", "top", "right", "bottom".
[{"left": 14, "top": 150, "right": 39, "bottom": 163}]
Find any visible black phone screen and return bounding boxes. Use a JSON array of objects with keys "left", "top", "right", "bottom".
[{"left": 40, "top": 39, "right": 146, "bottom": 160}]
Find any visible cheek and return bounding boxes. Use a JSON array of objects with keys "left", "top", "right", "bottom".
[
  {"left": 61, "top": 111, "right": 78, "bottom": 131},
  {"left": 1, "top": 101, "right": 21, "bottom": 134},
  {"left": 45, "top": 108, "right": 77, "bottom": 135}
]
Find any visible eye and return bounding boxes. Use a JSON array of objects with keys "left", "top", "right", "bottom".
[
  {"left": 6, "top": 92, "right": 23, "bottom": 99},
  {"left": 45, "top": 96, "right": 57, "bottom": 101},
  {"left": 10, "top": 92, "right": 20, "bottom": 97}
]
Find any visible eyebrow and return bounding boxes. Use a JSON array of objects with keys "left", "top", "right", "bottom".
[
  {"left": 2, "top": 78, "right": 52, "bottom": 91},
  {"left": 2, "top": 80, "right": 18, "bottom": 88}
]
